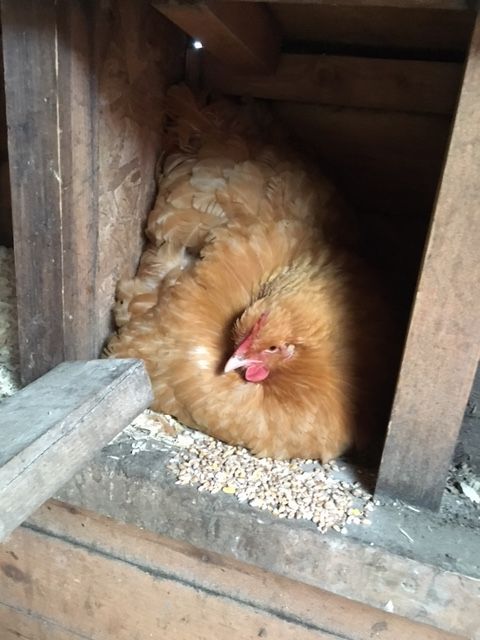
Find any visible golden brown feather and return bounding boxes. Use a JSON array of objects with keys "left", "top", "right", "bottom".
[{"left": 106, "top": 85, "right": 395, "bottom": 462}]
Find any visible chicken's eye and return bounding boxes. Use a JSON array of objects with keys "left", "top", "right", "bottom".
[{"left": 265, "top": 346, "right": 278, "bottom": 353}]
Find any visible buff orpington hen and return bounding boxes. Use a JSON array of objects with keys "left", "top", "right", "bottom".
[{"left": 106, "top": 85, "right": 395, "bottom": 463}]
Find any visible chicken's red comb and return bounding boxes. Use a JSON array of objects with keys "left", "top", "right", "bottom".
[{"left": 235, "top": 312, "right": 268, "bottom": 355}]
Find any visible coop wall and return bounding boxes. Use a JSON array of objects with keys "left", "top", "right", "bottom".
[{"left": 1, "top": 0, "right": 186, "bottom": 383}]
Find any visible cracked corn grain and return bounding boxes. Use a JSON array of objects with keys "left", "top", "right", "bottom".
[
  {"left": 166, "top": 437, "right": 374, "bottom": 533},
  {"left": 126, "top": 411, "right": 375, "bottom": 533}
]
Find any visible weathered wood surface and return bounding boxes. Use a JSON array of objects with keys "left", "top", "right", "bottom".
[
  {"left": 1, "top": 1, "right": 65, "bottom": 379},
  {"left": 376, "top": 14, "right": 480, "bottom": 510},
  {"left": 204, "top": 53, "right": 462, "bottom": 115},
  {"left": 0, "top": 161, "right": 11, "bottom": 247},
  {"left": 56, "top": 439, "right": 480, "bottom": 639},
  {"left": 230, "top": 0, "right": 472, "bottom": 8},
  {"left": 1, "top": 0, "right": 184, "bottom": 384},
  {"left": 0, "top": 37, "right": 11, "bottom": 247},
  {"left": 154, "top": 0, "right": 280, "bottom": 73},
  {"left": 0, "top": 500, "right": 465, "bottom": 640},
  {"left": 0, "top": 359, "right": 152, "bottom": 542},
  {"left": 270, "top": 4, "right": 475, "bottom": 55}
]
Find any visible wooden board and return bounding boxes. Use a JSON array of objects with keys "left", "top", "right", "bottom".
[
  {"left": 0, "top": 33, "right": 7, "bottom": 161},
  {"left": 0, "top": 500, "right": 465, "bottom": 640},
  {"left": 54, "top": 440, "right": 480, "bottom": 637},
  {"left": 0, "top": 160, "right": 11, "bottom": 247},
  {"left": 271, "top": 4, "right": 475, "bottom": 55},
  {"left": 231, "top": 0, "right": 472, "bottom": 9},
  {"left": 154, "top": 0, "right": 280, "bottom": 73},
  {"left": 0, "top": 0, "right": 185, "bottom": 384},
  {"left": 375, "top": 14, "right": 480, "bottom": 510},
  {"left": 204, "top": 53, "right": 462, "bottom": 115},
  {"left": 0, "top": 359, "right": 152, "bottom": 541}
]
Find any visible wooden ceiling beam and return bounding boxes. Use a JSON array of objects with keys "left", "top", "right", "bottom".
[
  {"left": 152, "top": 1, "right": 281, "bottom": 73},
  {"left": 207, "top": 0, "right": 472, "bottom": 9},
  {"left": 204, "top": 53, "right": 463, "bottom": 116}
]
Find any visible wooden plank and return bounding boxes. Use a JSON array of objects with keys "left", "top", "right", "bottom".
[
  {"left": 1, "top": 1, "right": 65, "bottom": 382},
  {"left": 0, "top": 32, "right": 7, "bottom": 161},
  {"left": 0, "top": 500, "right": 465, "bottom": 640},
  {"left": 270, "top": 5, "right": 475, "bottom": 56},
  {"left": 153, "top": 0, "right": 280, "bottom": 73},
  {"left": 204, "top": 53, "right": 463, "bottom": 115},
  {"left": 0, "top": 604, "right": 79, "bottom": 640},
  {"left": 1, "top": 0, "right": 184, "bottom": 384},
  {"left": 229, "top": 0, "right": 472, "bottom": 9},
  {"left": 55, "top": 444, "right": 480, "bottom": 637},
  {"left": 375, "top": 14, "right": 480, "bottom": 510},
  {"left": 0, "top": 359, "right": 152, "bottom": 542},
  {"left": 0, "top": 161, "right": 12, "bottom": 247}
]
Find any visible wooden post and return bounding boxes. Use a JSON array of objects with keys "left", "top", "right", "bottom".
[
  {"left": 0, "top": 359, "right": 152, "bottom": 542},
  {"left": 375, "top": 14, "right": 480, "bottom": 510}
]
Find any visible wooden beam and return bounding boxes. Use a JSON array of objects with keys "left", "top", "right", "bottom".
[
  {"left": 204, "top": 53, "right": 463, "bottom": 116},
  {"left": 153, "top": 1, "right": 280, "bottom": 73},
  {"left": 270, "top": 5, "right": 475, "bottom": 55},
  {"left": 222, "top": 0, "right": 473, "bottom": 9},
  {"left": 0, "top": 359, "right": 152, "bottom": 541},
  {"left": 375, "top": 14, "right": 480, "bottom": 510},
  {"left": 0, "top": 161, "right": 12, "bottom": 247},
  {"left": 0, "top": 500, "right": 464, "bottom": 639}
]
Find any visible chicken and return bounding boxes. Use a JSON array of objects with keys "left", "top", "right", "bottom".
[{"left": 106, "top": 85, "right": 395, "bottom": 462}]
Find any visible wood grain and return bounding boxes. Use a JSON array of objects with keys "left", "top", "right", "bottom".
[
  {"left": 0, "top": 359, "right": 152, "bottom": 541},
  {"left": 0, "top": 605, "right": 77, "bottom": 640},
  {"left": 204, "top": 53, "right": 463, "bottom": 115},
  {"left": 376, "top": 14, "right": 480, "bottom": 510},
  {"left": 0, "top": 500, "right": 465, "bottom": 640},
  {"left": 0, "top": 28, "right": 12, "bottom": 246},
  {"left": 0, "top": 160, "right": 11, "bottom": 247},
  {"left": 1, "top": 0, "right": 66, "bottom": 382},
  {"left": 229, "top": 0, "right": 472, "bottom": 9},
  {"left": 154, "top": 0, "right": 280, "bottom": 73},
  {"left": 0, "top": 31, "right": 6, "bottom": 161},
  {"left": 1, "top": 0, "right": 184, "bottom": 384},
  {"left": 270, "top": 4, "right": 475, "bottom": 54},
  {"left": 55, "top": 443, "right": 480, "bottom": 637}
]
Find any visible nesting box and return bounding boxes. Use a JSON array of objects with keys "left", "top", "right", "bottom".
[
  {"left": 2, "top": 0, "right": 479, "bottom": 510},
  {"left": 1, "top": 1, "right": 480, "bottom": 637}
]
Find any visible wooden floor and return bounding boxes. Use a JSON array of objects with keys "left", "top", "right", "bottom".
[{"left": 0, "top": 501, "right": 464, "bottom": 640}]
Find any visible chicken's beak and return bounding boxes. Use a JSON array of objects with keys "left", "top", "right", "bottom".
[{"left": 224, "top": 355, "right": 257, "bottom": 373}]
